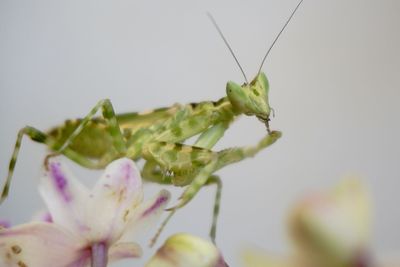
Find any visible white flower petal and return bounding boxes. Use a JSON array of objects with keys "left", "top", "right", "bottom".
[
  {"left": 0, "top": 222, "right": 89, "bottom": 267},
  {"left": 86, "top": 158, "right": 143, "bottom": 242},
  {"left": 38, "top": 159, "right": 91, "bottom": 236},
  {"left": 109, "top": 242, "right": 142, "bottom": 262},
  {"left": 122, "top": 189, "right": 170, "bottom": 241}
]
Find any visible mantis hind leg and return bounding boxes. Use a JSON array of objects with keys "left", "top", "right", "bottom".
[
  {"left": 56, "top": 99, "right": 126, "bottom": 155},
  {"left": 1, "top": 99, "right": 129, "bottom": 203},
  {"left": 1, "top": 126, "right": 48, "bottom": 202},
  {"left": 43, "top": 99, "right": 127, "bottom": 177},
  {"left": 0, "top": 125, "right": 115, "bottom": 203}
]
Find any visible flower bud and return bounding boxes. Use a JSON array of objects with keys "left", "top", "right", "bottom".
[
  {"left": 289, "top": 179, "right": 372, "bottom": 267},
  {"left": 146, "top": 233, "right": 228, "bottom": 267}
]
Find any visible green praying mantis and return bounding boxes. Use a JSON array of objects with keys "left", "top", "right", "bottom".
[{"left": 1, "top": 0, "right": 304, "bottom": 245}]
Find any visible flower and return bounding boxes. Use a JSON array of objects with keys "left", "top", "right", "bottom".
[
  {"left": 242, "top": 249, "right": 295, "bottom": 267},
  {"left": 145, "top": 233, "right": 228, "bottom": 267},
  {"left": 0, "top": 157, "right": 170, "bottom": 267},
  {"left": 242, "top": 179, "right": 373, "bottom": 267},
  {"left": 289, "top": 179, "right": 371, "bottom": 267}
]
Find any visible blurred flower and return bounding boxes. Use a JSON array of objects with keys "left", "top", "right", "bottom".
[
  {"left": 242, "top": 249, "right": 296, "bottom": 267},
  {"left": 243, "top": 179, "right": 374, "bottom": 267},
  {"left": 146, "top": 233, "right": 228, "bottom": 267},
  {"left": 289, "top": 179, "right": 371, "bottom": 267},
  {"left": 0, "top": 220, "right": 11, "bottom": 229},
  {"left": 0, "top": 157, "right": 170, "bottom": 267}
]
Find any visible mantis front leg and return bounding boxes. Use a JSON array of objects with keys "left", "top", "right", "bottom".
[
  {"left": 216, "top": 130, "right": 282, "bottom": 171},
  {"left": 173, "top": 130, "right": 282, "bottom": 208},
  {"left": 147, "top": 148, "right": 219, "bottom": 247},
  {"left": 168, "top": 130, "right": 282, "bottom": 243},
  {"left": 166, "top": 130, "right": 282, "bottom": 217},
  {"left": 206, "top": 175, "right": 223, "bottom": 243},
  {"left": 145, "top": 122, "right": 231, "bottom": 244}
]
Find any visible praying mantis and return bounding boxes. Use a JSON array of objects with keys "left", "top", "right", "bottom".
[{"left": 1, "top": 0, "right": 304, "bottom": 244}]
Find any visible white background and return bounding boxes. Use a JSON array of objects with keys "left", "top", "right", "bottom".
[{"left": 1, "top": 0, "right": 399, "bottom": 266}]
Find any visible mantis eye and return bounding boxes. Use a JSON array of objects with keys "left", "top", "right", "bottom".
[{"left": 226, "top": 81, "right": 248, "bottom": 111}]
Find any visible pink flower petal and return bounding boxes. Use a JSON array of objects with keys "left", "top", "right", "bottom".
[
  {"left": 38, "top": 159, "right": 91, "bottom": 236},
  {"left": 109, "top": 242, "right": 142, "bottom": 262},
  {"left": 0, "top": 220, "right": 11, "bottom": 229},
  {"left": 0, "top": 222, "right": 89, "bottom": 267},
  {"left": 85, "top": 158, "right": 144, "bottom": 242},
  {"left": 122, "top": 189, "right": 170, "bottom": 241}
]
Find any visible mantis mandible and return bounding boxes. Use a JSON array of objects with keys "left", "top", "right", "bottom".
[{"left": 1, "top": 0, "right": 304, "bottom": 244}]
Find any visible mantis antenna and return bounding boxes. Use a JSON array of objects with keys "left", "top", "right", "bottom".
[
  {"left": 258, "top": 0, "right": 305, "bottom": 74},
  {"left": 207, "top": 12, "right": 249, "bottom": 84}
]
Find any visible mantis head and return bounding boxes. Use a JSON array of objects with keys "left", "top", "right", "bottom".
[
  {"left": 210, "top": 0, "right": 303, "bottom": 133},
  {"left": 226, "top": 72, "right": 272, "bottom": 131}
]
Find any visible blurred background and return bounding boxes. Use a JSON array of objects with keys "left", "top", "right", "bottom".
[{"left": 1, "top": 0, "right": 399, "bottom": 266}]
